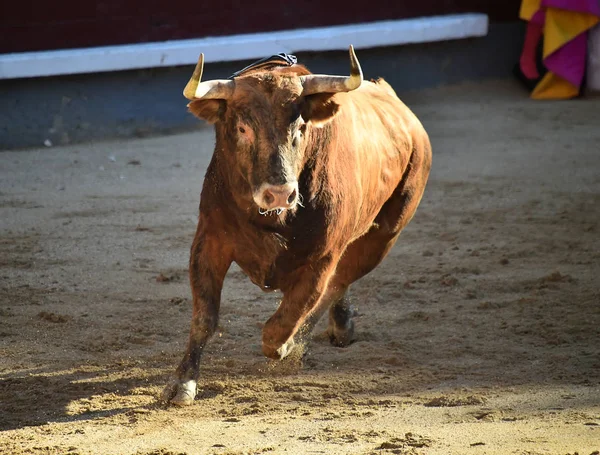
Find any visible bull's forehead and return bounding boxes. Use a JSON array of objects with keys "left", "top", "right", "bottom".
[{"left": 232, "top": 73, "right": 304, "bottom": 106}]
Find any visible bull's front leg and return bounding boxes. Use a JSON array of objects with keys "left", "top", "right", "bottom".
[
  {"left": 162, "top": 226, "right": 231, "bottom": 406},
  {"left": 262, "top": 256, "right": 337, "bottom": 359}
]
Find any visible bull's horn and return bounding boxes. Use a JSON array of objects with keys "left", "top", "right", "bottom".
[
  {"left": 183, "top": 53, "right": 235, "bottom": 100},
  {"left": 300, "top": 45, "right": 363, "bottom": 96}
]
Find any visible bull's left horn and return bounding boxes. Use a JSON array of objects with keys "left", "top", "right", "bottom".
[
  {"left": 300, "top": 45, "right": 363, "bottom": 96},
  {"left": 183, "top": 53, "right": 235, "bottom": 100}
]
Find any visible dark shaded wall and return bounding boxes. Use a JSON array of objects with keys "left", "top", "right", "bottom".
[{"left": 1, "top": 1, "right": 520, "bottom": 53}]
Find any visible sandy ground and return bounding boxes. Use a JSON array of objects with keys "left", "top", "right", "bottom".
[{"left": 1, "top": 80, "right": 599, "bottom": 455}]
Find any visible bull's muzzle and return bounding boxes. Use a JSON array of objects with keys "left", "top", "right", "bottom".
[{"left": 253, "top": 182, "right": 299, "bottom": 214}]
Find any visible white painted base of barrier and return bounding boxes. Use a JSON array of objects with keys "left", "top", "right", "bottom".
[{"left": 0, "top": 14, "right": 488, "bottom": 80}]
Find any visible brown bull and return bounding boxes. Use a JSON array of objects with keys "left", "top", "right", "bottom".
[{"left": 162, "top": 46, "right": 432, "bottom": 405}]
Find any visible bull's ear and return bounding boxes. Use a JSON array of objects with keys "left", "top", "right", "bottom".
[
  {"left": 301, "top": 94, "right": 340, "bottom": 127},
  {"left": 187, "top": 99, "right": 225, "bottom": 124}
]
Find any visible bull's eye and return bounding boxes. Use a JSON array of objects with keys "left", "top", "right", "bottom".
[{"left": 236, "top": 123, "right": 254, "bottom": 144}]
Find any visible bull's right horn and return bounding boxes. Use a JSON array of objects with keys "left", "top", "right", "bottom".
[
  {"left": 183, "top": 53, "right": 235, "bottom": 100},
  {"left": 300, "top": 45, "right": 363, "bottom": 96}
]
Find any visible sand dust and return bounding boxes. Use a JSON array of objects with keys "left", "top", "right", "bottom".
[{"left": 1, "top": 80, "right": 599, "bottom": 454}]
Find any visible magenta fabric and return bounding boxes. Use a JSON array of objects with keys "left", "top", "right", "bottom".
[
  {"left": 542, "top": 0, "right": 600, "bottom": 16},
  {"left": 545, "top": 32, "right": 589, "bottom": 85},
  {"left": 530, "top": 9, "right": 547, "bottom": 25}
]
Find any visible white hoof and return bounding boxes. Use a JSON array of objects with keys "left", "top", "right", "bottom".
[
  {"left": 161, "top": 379, "right": 197, "bottom": 406},
  {"left": 276, "top": 338, "right": 296, "bottom": 360}
]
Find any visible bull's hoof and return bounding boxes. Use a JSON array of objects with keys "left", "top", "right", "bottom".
[
  {"left": 277, "top": 338, "right": 296, "bottom": 359},
  {"left": 327, "top": 319, "right": 355, "bottom": 347},
  {"left": 262, "top": 337, "right": 296, "bottom": 360},
  {"left": 161, "top": 379, "right": 197, "bottom": 406}
]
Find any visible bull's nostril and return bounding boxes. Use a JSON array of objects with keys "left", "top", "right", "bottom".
[
  {"left": 263, "top": 191, "right": 275, "bottom": 205},
  {"left": 287, "top": 189, "right": 297, "bottom": 204}
]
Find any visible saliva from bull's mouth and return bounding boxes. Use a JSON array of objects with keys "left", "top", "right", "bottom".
[{"left": 258, "top": 207, "right": 287, "bottom": 216}]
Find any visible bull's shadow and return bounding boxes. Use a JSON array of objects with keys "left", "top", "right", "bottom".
[{"left": 0, "top": 367, "right": 167, "bottom": 431}]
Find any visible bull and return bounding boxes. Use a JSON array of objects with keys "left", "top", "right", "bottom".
[{"left": 162, "top": 46, "right": 432, "bottom": 405}]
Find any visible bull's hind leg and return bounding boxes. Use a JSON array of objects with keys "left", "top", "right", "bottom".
[
  {"left": 327, "top": 233, "right": 397, "bottom": 347},
  {"left": 327, "top": 292, "right": 356, "bottom": 347}
]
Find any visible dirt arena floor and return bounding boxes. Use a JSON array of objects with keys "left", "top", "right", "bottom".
[{"left": 1, "top": 80, "right": 599, "bottom": 455}]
